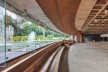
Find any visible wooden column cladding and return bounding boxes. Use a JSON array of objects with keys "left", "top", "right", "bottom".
[{"left": 36, "top": 0, "right": 81, "bottom": 35}]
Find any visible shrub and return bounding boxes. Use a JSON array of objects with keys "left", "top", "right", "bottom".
[
  {"left": 21, "top": 36, "right": 28, "bottom": 41},
  {"left": 13, "top": 36, "right": 21, "bottom": 41},
  {"left": 37, "top": 35, "right": 44, "bottom": 40},
  {"left": 47, "top": 35, "right": 53, "bottom": 40}
]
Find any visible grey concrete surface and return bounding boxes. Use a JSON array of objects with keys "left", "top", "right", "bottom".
[
  {"left": 0, "top": 42, "right": 53, "bottom": 65},
  {"left": 68, "top": 42, "right": 108, "bottom": 72}
]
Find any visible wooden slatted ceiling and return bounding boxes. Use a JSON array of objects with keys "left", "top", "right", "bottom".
[
  {"left": 75, "top": 0, "right": 97, "bottom": 31},
  {"left": 36, "top": 0, "right": 81, "bottom": 35},
  {"left": 82, "top": 0, "right": 108, "bottom": 34}
]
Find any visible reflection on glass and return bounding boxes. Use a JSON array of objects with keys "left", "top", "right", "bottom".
[
  {"left": 0, "top": 3, "right": 67, "bottom": 66},
  {"left": 0, "top": 6, "right": 5, "bottom": 66}
]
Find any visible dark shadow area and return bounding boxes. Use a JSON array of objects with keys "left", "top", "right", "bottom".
[
  {"left": 84, "top": 34, "right": 101, "bottom": 42},
  {"left": 58, "top": 47, "right": 69, "bottom": 72},
  {"left": 84, "top": 34, "right": 108, "bottom": 42}
]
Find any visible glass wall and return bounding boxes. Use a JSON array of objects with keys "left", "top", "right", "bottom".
[
  {"left": 0, "top": 0, "right": 6, "bottom": 66},
  {"left": 0, "top": 1, "right": 67, "bottom": 66}
]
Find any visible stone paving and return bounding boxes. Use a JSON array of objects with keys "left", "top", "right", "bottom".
[
  {"left": 68, "top": 42, "right": 108, "bottom": 72},
  {"left": 0, "top": 45, "right": 40, "bottom": 65}
]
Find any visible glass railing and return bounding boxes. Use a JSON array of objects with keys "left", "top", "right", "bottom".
[
  {"left": 0, "top": 0, "right": 6, "bottom": 66},
  {"left": 0, "top": 0, "right": 66, "bottom": 66},
  {"left": 0, "top": 40, "right": 61, "bottom": 66}
]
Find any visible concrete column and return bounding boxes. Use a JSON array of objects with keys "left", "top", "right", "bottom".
[
  {"left": 74, "top": 36, "right": 77, "bottom": 42},
  {"left": 76, "top": 32, "right": 83, "bottom": 43}
]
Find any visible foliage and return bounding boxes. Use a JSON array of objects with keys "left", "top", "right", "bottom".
[
  {"left": 47, "top": 35, "right": 53, "bottom": 40},
  {"left": 13, "top": 36, "right": 21, "bottom": 41},
  {"left": 6, "top": 15, "right": 12, "bottom": 27},
  {"left": 37, "top": 35, "right": 44, "bottom": 40},
  {"left": 21, "top": 23, "right": 38, "bottom": 36},
  {"left": 5, "top": 14, "right": 67, "bottom": 41},
  {"left": 5, "top": 15, "right": 21, "bottom": 36},
  {"left": 21, "top": 36, "right": 28, "bottom": 41}
]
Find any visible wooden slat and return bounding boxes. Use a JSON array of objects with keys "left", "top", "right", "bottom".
[{"left": 2, "top": 42, "right": 62, "bottom": 72}]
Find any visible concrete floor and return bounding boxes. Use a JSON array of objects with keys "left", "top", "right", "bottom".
[{"left": 68, "top": 42, "right": 108, "bottom": 72}]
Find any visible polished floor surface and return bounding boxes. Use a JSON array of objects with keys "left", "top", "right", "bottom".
[{"left": 68, "top": 42, "right": 108, "bottom": 72}]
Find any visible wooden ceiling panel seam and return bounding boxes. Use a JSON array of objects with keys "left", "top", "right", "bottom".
[
  {"left": 53, "top": 0, "right": 69, "bottom": 34},
  {"left": 36, "top": 0, "right": 81, "bottom": 35},
  {"left": 82, "top": 0, "right": 108, "bottom": 34},
  {"left": 57, "top": 0, "right": 81, "bottom": 35},
  {"left": 75, "top": 0, "right": 97, "bottom": 31},
  {"left": 36, "top": 0, "right": 68, "bottom": 34},
  {"left": 55, "top": 0, "right": 80, "bottom": 33},
  {"left": 5, "top": 0, "right": 67, "bottom": 34},
  {"left": 85, "top": 5, "right": 108, "bottom": 34},
  {"left": 54, "top": 0, "right": 77, "bottom": 34}
]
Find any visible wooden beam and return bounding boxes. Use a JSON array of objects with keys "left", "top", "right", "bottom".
[{"left": 82, "top": 1, "right": 108, "bottom": 31}]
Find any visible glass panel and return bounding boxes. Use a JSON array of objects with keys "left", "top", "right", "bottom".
[
  {"left": 0, "top": 0, "right": 6, "bottom": 66},
  {"left": 0, "top": 0, "right": 67, "bottom": 67}
]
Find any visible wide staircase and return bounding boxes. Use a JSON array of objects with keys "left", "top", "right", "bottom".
[{"left": 1, "top": 40, "right": 73, "bottom": 72}]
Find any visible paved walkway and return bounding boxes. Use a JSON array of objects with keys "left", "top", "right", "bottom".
[
  {"left": 68, "top": 42, "right": 108, "bottom": 72},
  {"left": 0, "top": 44, "right": 42, "bottom": 65},
  {"left": 0, "top": 42, "right": 53, "bottom": 66},
  {"left": 0, "top": 45, "right": 38, "bottom": 65}
]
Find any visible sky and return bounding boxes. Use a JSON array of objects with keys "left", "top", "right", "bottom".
[
  {"left": 6, "top": 10, "right": 17, "bottom": 19},
  {"left": 0, "top": 6, "right": 17, "bottom": 19},
  {"left": 0, "top": 6, "right": 5, "bottom": 14}
]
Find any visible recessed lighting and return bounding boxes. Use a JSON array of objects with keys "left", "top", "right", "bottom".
[
  {"left": 105, "top": 10, "right": 108, "bottom": 14},
  {"left": 95, "top": 19, "right": 97, "bottom": 22}
]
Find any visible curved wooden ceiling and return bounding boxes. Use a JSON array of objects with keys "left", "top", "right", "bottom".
[
  {"left": 3, "top": 0, "right": 108, "bottom": 35},
  {"left": 83, "top": 0, "right": 108, "bottom": 34},
  {"left": 1, "top": 0, "right": 65, "bottom": 34},
  {"left": 75, "top": 0, "right": 97, "bottom": 31},
  {"left": 36, "top": 0, "right": 81, "bottom": 35},
  {"left": 36, "top": 0, "right": 108, "bottom": 35}
]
